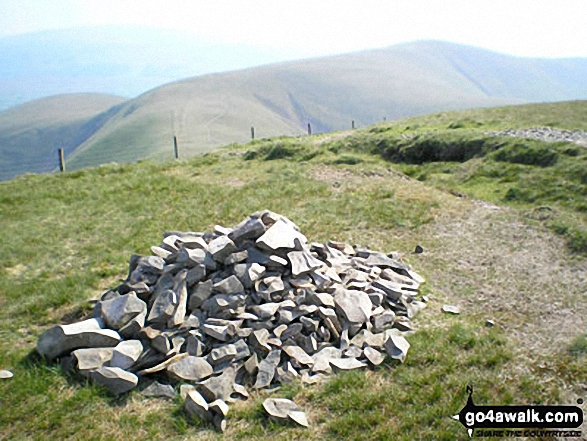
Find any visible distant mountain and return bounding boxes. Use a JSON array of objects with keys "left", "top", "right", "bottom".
[
  {"left": 0, "top": 25, "right": 303, "bottom": 111},
  {"left": 2, "top": 40, "right": 587, "bottom": 179},
  {"left": 0, "top": 94, "right": 125, "bottom": 180}
]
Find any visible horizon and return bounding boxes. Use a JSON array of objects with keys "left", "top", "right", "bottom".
[{"left": 1, "top": 0, "right": 587, "bottom": 60}]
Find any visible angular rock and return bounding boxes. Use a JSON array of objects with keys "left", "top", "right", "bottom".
[
  {"left": 198, "top": 366, "right": 238, "bottom": 402},
  {"left": 228, "top": 217, "right": 266, "bottom": 244},
  {"left": 383, "top": 334, "right": 410, "bottom": 363},
  {"left": 371, "top": 311, "right": 396, "bottom": 333},
  {"left": 254, "top": 349, "right": 281, "bottom": 389},
  {"left": 256, "top": 219, "right": 307, "bottom": 251},
  {"left": 263, "top": 398, "right": 309, "bottom": 427},
  {"left": 209, "top": 236, "right": 237, "bottom": 263},
  {"left": 95, "top": 292, "right": 147, "bottom": 331},
  {"left": 334, "top": 289, "right": 372, "bottom": 324},
  {"left": 168, "top": 270, "right": 188, "bottom": 327},
  {"left": 37, "top": 318, "right": 122, "bottom": 360},
  {"left": 185, "top": 390, "right": 212, "bottom": 422},
  {"left": 72, "top": 347, "right": 114, "bottom": 375},
  {"left": 363, "top": 346, "right": 386, "bottom": 366},
  {"left": 213, "top": 275, "right": 244, "bottom": 295},
  {"left": 208, "top": 344, "right": 238, "bottom": 365},
  {"left": 233, "top": 262, "right": 266, "bottom": 289},
  {"left": 283, "top": 345, "right": 314, "bottom": 367},
  {"left": 188, "top": 279, "right": 213, "bottom": 310},
  {"left": 147, "top": 289, "right": 177, "bottom": 324},
  {"left": 287, "top": 250, "right": 323, "bottom": 277},
  {"left": 311, "top": 347, "right": 342, "bottom": 374},
  {"left": 141, "top": 381, "right": 177, "bottom": 399},
  {"left": 110, "top": 340, "right": 143, "bottom": 370},
  {"left": 89, "top": 366, "right": 138, "bottom": 395},
  {"left": 250, "top": 302, "right": 280, "bottom": 320},
  {"left": 167, "top": 356, "right": 214, "bottom": 382}
]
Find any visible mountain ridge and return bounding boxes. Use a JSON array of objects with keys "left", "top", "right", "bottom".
[{"left": 2, "top": 39, "right": 587, "bottom": 179}]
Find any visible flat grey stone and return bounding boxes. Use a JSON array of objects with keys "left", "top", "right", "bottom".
[
  {"left": 343, "top": 345, "right": 362, "bottom": 358},
  {"left": 89, "top": 366, "right": 138, "bottom": 395},
  {"left": 37, "top": 318, "right": 122, "bottom": 360},
  {"left": 249, "top": 328, "right": 271, "bottom": 353},
  {"left": 383, "top": 334, "right": 410, "bottom": 363},
  {"left": 334, "top": 289, "right": 372, "bottom": 324},
  {"left": 364, "top": 346, "right": 385, "bottom": 366},
  {"left": 200, "top": 323, "right": 234, "bottom": 342},
  {"left": 256, "top": 219, "right": 307, "bottom": 251},
  {"left": 110, "top": 340, "right": 143, "bottom": 370},
  {"left": 209, "top": 236, "right": 237, "bottom": 262},
  {"left": 185, "top": 390, "right": 212, "bottom": 422},
  {"left": 311, "top": 347, "right": 342, "bottom": 374},
  {"left": 329, "top": 357, "right": 367, "bottom": 371},
  {"left": 137, "top": 353, "right": 188, "bottom": 375},
  {"left": 283, "top": 345, "right": 314, "bottom": 366},
  {"left": 167, "top": 356, "right": 214, "bottom": 382},
  {"left": 141, "top": 381, "right": 177, "bottom": 399},
  {"left": 0, "top": 370, "right": 13, "bottom": 379},
  {"left": 263, "top": 398, "right": 309, "bottom": 427},
  {"left": 372, "top": 279, "right": 403, "bottom": 301},
  {"left": 233, "top": 262, "right": 266, "bottom": 289},
  {"left": 442, "top": 304, "right": 460, "bottom": 315},
  {"left": 72, "top": 347, "right": 114, "bottom": 375},
  {"left": 213, "top": 275, "right": 244, "bottom": 295}
]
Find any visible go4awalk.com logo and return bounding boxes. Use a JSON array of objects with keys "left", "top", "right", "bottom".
[{"left": 452, "top": 386, "right": 584, "bottom": 438}]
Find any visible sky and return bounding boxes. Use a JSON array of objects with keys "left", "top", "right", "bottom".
[{"left": 1, "top": 0, "right": 586, "bottom": 59}]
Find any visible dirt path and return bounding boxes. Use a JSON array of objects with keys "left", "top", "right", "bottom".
[{"left": 419, "top": 198, "right": 587, "bottom": 360}]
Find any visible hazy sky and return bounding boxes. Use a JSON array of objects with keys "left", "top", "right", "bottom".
[{"left": 1, "top": 0, "right": 586, "bottom": 58}]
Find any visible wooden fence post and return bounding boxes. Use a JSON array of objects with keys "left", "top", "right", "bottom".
[
  {"left": 174, "top": 136, "right": 179, "bottom": 159},
  {"left": 58, "top": 148, "right": 65, "bottom": 172},
  {"left": 251, "top": 127, "right": 255, "bottom": 140},
  {"left": 352, "top": 120, "right": 355, "bottom": 129},
  {"left": 307, "top": 123, "right": 312, "bottom": 135}
]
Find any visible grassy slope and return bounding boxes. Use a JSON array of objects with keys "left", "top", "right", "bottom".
[
  {"left": 0, "top": 94, "right": 126, "bottom": 180},
  {"left": 0, "top": 100, "right": 586, "bottom": 439},
  {"left": 66, "top": 41, "right": 587, "bottom": 170}
]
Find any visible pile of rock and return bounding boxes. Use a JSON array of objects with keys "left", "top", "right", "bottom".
[{"left": 36, "top": 211, "right": 426, "bottom": 430}]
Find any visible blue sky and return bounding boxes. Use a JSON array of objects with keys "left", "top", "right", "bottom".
[{"left": 1, "top": 0, "right": 586, "bottom": 58}]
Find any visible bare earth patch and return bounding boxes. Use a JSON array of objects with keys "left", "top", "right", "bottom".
[{"left": 419, "top": 198, "right": 587, "bottom": 361}]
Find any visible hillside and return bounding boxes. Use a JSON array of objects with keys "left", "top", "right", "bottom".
[
  {"left": 3, "top": 40, "right": 587, "bottom": 179},
  {"left": 0, "top": 93, "right": 126, "bottom": 180},
  {"left": 67, "top": 40, "right": 587, "bottom": 170},
  {"left": 0, "top": 104, "right": 585, "bottom": 439},
  {"left": 0, "top": 25, "right": 300, "bottom": 111}
]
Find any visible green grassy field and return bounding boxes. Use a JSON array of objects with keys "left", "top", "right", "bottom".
[{"left": 1, "top": 102, "right": 586, "bottom": 440}]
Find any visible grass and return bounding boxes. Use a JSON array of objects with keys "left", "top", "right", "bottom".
[{"left": 1, "top": 102, "right": 586, "bottom": 439}]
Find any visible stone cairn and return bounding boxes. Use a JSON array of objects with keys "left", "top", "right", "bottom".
[{"left": 37, "top": 211, "right": 426, "bottom": 431}]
